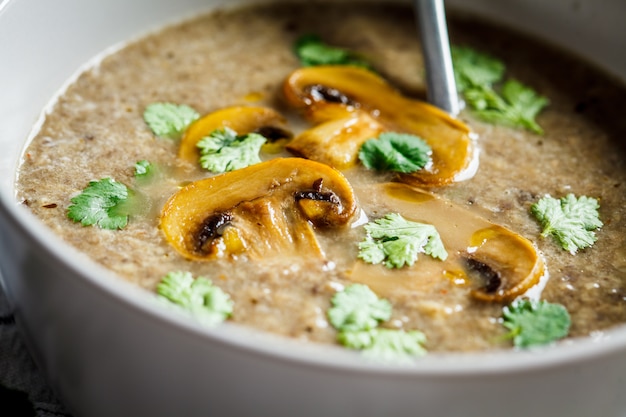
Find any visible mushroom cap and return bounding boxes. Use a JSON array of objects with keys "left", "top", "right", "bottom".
[
  {"left": 283, "top": 65, "right": 477, "bottom": 187},
  {"left": 160, "top": 157, "right": 358, "bottom": 261},
  {"left": 178, "top": 106, "right": 291, "bottom": 164}
]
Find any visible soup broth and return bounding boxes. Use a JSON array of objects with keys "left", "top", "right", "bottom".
[{"left": 16, "top": 1, "right": 626, "bottom": 353}]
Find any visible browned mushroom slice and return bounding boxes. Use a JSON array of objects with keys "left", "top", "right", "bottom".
[
  {"left": 286, "top": 110, "right": 386, "bottom": 170},
  {"left": 160, "top": 157, "right": 358, "bottom": 261},
  {"left": 350, "top": 182, "right": 545, "bottom": 303},
  {"left": 178, "top": 106, "right": 292, "bottom": 164},
  {"left": 283, "top": 66, "right": 476, "bottom": 186}
]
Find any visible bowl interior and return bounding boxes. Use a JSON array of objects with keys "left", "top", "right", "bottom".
[{"left": 1, "top": 0, "right": 626, "bottom": 374}]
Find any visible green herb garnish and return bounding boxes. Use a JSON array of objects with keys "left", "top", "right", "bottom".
[
  {"left": 451, "top": 46, "right": 548, "bottom": 134},
  {"left": 143, "top": 102, "right": 199, "bottom": 139},
  {"left": 327, "top": 283, "right": 392, "bottom": 332},
  {"left": 530, "top": 194, "right": 602, "bottom": 254},
  {"left": 294, "top": 34, "right": 370, "bottom": 68},
  {"left": 134, "top": 160, "right": 153, "bottom": 178},
  {"left": 157, "top": 271, "right": 233, "bottom": 326},
  {"left": 464, "top": 80, "right": 549, "bottom": 134},
  {"left": 197, "top": 127, "right": 266, "bottom": 173},
  {"left": 358, "top": 213, "right": 447, "bottom": 268},
  {"left": 358, "top": 132, "right": 432, "bottom": 173},
  {"left": 451, "top": 46, "right": 505, "bottom": 93},
  {"left": 502, "top": 299, "right": 571, "bottom": 348},
  {"left": 338, "top": 328, "right": 427, "bottom": 361},
  {"left": 328, "top": 284, "right": 427, "bottom": 361},
  {"left": 67, "top": 177, "right": 129, "bottom": 230}
]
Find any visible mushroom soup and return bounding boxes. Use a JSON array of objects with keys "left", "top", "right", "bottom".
[{"left": 16, "top": 1, "right": 626, "bottom": 355}]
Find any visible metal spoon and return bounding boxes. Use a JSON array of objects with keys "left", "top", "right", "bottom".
[{"left": 414, "top": 0, "right": 459, "bottom": 116}]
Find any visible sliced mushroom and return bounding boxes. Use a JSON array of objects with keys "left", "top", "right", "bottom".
[
  {"left": 463, "top": 226, "right": 545, "bottom": 302},
  {"left": 349, "top": 182, "right": 545, "bottom": 302},
  {"left": 178, "top": 106, "right": 292, "bottom": 164},
  {"left": 283, "top": 66, "right": 477, "bottom": 186},
  {"left": 286, "top": 110, "right": 386, "bottom": 169},
  {"left": 160, "top": 157, "right": 358, "bottom": 261}
]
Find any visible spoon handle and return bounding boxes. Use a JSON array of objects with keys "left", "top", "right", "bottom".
[{"left": 414, "top": 0, "right": 459, "bottom": 116}]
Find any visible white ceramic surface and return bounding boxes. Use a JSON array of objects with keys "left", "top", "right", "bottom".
[{"left": 0, "top": 0, "right": 625, "bottom": 416}]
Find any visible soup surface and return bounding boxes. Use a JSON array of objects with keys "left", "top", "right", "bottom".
[{"left": 16, "top": 1, "right": 626, "bottom": 353}]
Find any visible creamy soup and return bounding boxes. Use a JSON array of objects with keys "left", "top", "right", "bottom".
[{"left": 16, "top": 1, "right": 626, "bottom": 353}]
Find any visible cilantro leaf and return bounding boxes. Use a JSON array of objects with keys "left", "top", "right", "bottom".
[
  {"left": 328, "top": 284, "right": 428, "bottom": 361},
  {"left": 451, "top": 46, "right": 548, "bottom": 134},
  {"left": 358, "top": 132, "right": 432, "bottom": 173},
  {"left": 530, "top": 194, "right": 602, "bottom": 254},
  {"left": 134, "top": 160, "right": 153, "bottom": 178},
  {"left": 157, "top": 271, "right": 233, "bottom": 326},
  {"left": 143, "top": 102, "right": 199, "bottom": 139},
  {"left": 502, "top": 80, "right": 549, "bottom": 129},
  {"left": 502, "top": 299, "right": 571, "bottom": 348},
  {"left": 67, "top": 178, "right": 129, "bottom": 230},
  {"left": 464, "top": 81, "right": 548, "bottom": 134},
  {"left": 451, "top": 46, "right": 505, "bottom": 92},
  {"left": 327, "top": 284, "right": 392, "bottom": 332},
  {"left": 197, "top": 127, "right": 266, "bottom": 173},
  {"left": 338, "top": 328, "right": 427, "bottom": 361},
  {"left": 294, "top": 34, "right": 370, "bottom": 68},
  {"left": 358, "top": 213, "right": 447, "bottom": 268}
]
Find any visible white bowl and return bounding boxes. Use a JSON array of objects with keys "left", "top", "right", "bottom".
[{"left": 1, "top": 0, "right": 625, "bottom": 416}]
